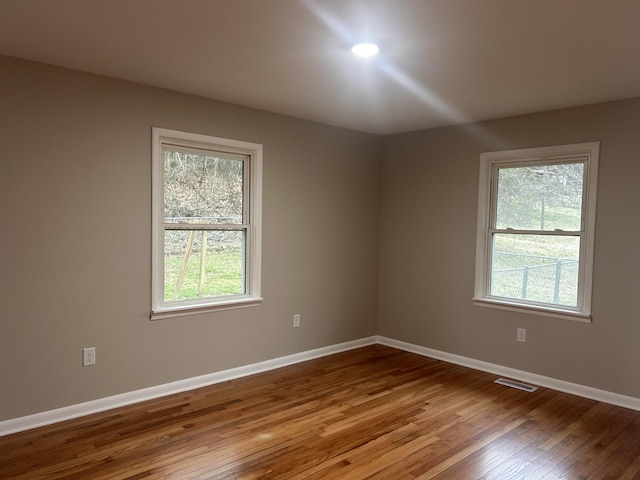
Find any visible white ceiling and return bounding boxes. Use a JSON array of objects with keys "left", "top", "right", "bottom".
[{"left": 1, "top": 0, "right": 639, "bottom": 135}]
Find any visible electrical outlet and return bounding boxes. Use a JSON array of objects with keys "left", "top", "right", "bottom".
[
  {"left": 83, "top": 347, "right": 96, "bottom": 366},
  {"left": 517, "top": 328, "right": 527, "bottom": 343},
  {"left": 293, "top": 314, "right": 300, "bottom": 328}
]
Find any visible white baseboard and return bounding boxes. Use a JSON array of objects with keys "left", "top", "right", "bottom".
[
  {"left": 0, "top": 336, "right": 378, "bottom": 437},
  {"left": 376, "top": 336, "right": 640, "bottom": 412},
  {"left": 3, "top": 335, "right": 639, "bottom": 437}
]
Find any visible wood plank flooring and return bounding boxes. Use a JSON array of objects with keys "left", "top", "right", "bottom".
[{"left": 2, "top": 345, "right": 640, "bottom": 479}]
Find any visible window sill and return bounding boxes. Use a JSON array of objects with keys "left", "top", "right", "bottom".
[
  {"left": 151, "top": 297, "right": 263, "bottom": 320},
  {"left": 472, "top": 297, "right": 592, "bottom": 323}
]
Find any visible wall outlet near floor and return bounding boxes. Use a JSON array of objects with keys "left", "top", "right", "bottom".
[
  {"left": 83, "top": 347, "right": 96, "bottom": 366},
  {"left": 293, "top": 314, "right": 300, "bottom": 328},
  {"left": 517, "top": 328, "right": 527, "bottom": 343}
]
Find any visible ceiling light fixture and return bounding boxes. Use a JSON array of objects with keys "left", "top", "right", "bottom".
[{"left": 351, "top": 43, "right": 379, "bottom": 58}]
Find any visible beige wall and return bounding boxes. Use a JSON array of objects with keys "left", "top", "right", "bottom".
[
  {"left": 0, "top": 56, "right": 381, "bottom": 420},
  {"left": 3, "top": 52, "right": 640, "bottom": 423},
  {"left": 378, "top": 97, "right": 640, "bottom": 398}
]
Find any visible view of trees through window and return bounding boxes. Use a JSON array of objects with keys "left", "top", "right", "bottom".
[
  {"left": 163, "top": 149, "right": 246, "bottom": 302},
  {"left": 491, "top": 162, "right": 584, "bottom": 306}
]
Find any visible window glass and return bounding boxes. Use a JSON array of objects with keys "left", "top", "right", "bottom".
[
  {"left": 495, "top": 163, "right": 584, "bottom": 231},
  {"left": 164, "top": 230, "right": 245, "bottom": 302},
  {"left": 491, "top": 234, "right": 580, "bottom": 306},
  {"left": 163, "top": 149, "right": 245, "bottom": 225}
]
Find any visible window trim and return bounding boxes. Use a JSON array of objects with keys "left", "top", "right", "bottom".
[
  {"left": 151, "top": 128, "right": 263, "bottom": 320},
  {"left": 473, "top": 142, "right": 599, "bottom": 321}
]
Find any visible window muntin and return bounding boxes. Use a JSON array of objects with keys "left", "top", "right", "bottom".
[
  {"left": 474, "top": 143, "right": 599, "bottom": 320},
  {"left": 152, "top": 128, "right": 262, "bottom": 318}
]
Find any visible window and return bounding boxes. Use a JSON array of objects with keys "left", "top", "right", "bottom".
[
  {"left": 474, "top": 142, "right": 599, "bottom": 321},
  {"left": 151, "top": 128, "right": 262, "bottom": 319}
]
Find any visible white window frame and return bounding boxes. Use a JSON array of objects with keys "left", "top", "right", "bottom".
[
  {"left": 473, "top": 142, "right": 599, "bottom": 322},
  {"left": 151, "top": 128, "right": 262, "bottom": 320}
]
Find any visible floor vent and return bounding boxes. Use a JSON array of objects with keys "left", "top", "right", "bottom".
[{"left": 494, "top": 378, "right": 538, "bottom": 392}]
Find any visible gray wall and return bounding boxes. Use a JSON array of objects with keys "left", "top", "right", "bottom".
[
  {"left": 378, "top": 98, "right": 640, "bottom": 398},
  {"left": 0, "top": 56, "right": 381, "bottom": 420}
]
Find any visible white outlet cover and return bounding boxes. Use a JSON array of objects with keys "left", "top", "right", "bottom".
[{"left": 83, "top": 347, "right": 96, "bottom": 366}]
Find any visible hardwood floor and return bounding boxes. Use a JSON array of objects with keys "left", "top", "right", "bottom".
[{"left": 2, "top": 345, "right": 640, "bottom": 479}]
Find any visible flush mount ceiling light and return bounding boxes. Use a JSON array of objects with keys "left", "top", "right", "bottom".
[{"left": 351, "top": 43, "right": 379, "bottom": 58}]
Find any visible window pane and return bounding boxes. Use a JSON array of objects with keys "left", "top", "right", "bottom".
[
  {"left": 491, "top": 234, "right": 579, "bottom": 307},
  {"left": 496, "top": 163, "right": 584, "bottom": 231},
  {"left": 164, "top": 150, "right": 244, "bottom": 224},
  {"left": 164, "top": 230, "right": 245, "bottom": 302}
]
